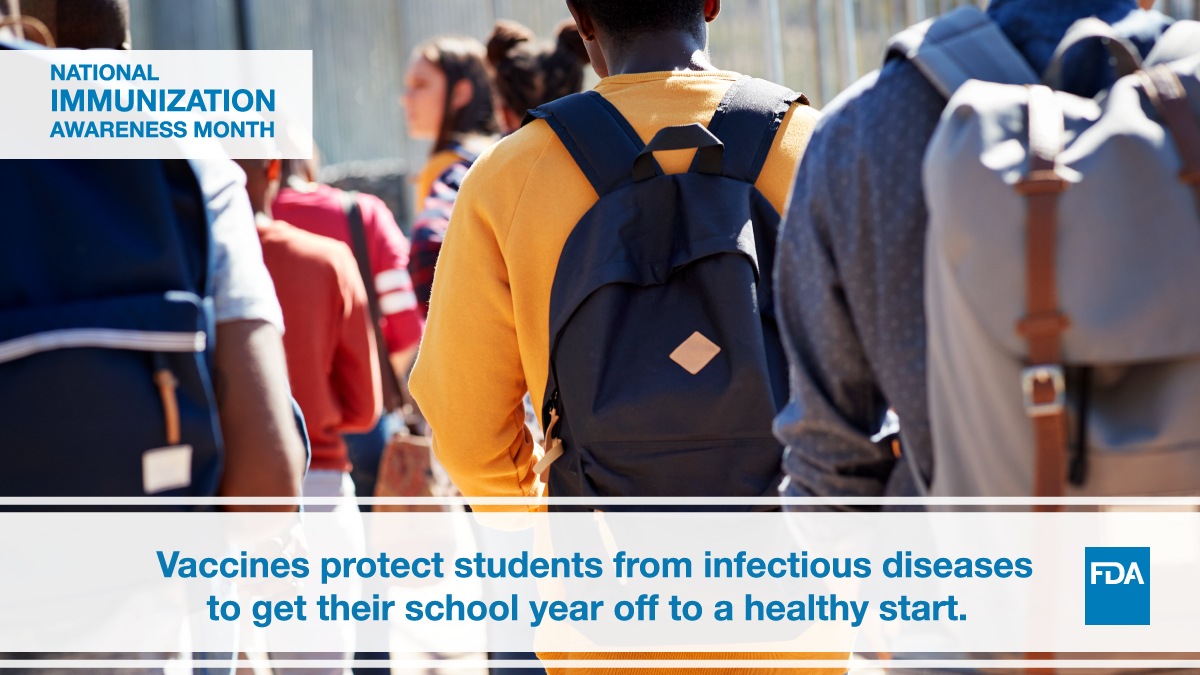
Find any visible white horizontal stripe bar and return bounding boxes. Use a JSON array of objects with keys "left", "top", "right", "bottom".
[
  {"left": 0, "top": 328, "right": 205, "bottom": 365},
  {"left": 1, "top": 661, "right": 1198, "bottom": 670},
  {"left": 3, "top": 496, "right": 1200, "bottom": 506},
  {"left": 374, "top": 268, "right": 412, "bottom": 294},
  {"left": 378, "top": 289, "right": 417, "bottom": 314}
]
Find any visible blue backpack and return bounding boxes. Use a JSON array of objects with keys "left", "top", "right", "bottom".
[
  {"left": 525, "top": 77, "right": 808, "bottom": 509},
  {"left": 0, "top": 159, "right": 224, "bottom": 499}
]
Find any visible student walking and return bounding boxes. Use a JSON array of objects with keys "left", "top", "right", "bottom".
[
  {"left": 773, "top": 0, "right": 1190, "bottom": 503},
  {"left": 411, "top": 2, "right": 832, "bottom": 668},
  {"left": 236, "top": 155, "right": 382, "bottom": 507},
  {"left": 402, "top": 35, "right": 500, "bottom": 317},
  {"left": 272, "top": 156, "right": 423, "bottom": 499},
  {"left": 487, "top": 18, "right": 591, "bottom": 135},
  {"left": 411, "top": 0, "right": 819, "bottom": 509},
  {"left": 235, "top": 151, "right": 380, "bottom": 675}
]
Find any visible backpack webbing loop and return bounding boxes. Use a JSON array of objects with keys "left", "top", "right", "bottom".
[
  {"left": 1140, "top": 65, "right": 1200, "bottom": 214},
  {"left": 633, "top": 124, "right": 723, "bottom": 182}
]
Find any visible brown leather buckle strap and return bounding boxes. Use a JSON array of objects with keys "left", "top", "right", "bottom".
[
  {"left": 153, "top": 367, "right": 181, "bottom": 446},
  {"left": 1140, "top": 65, "right": 1200, "bottom": 213},
  {"left": 1017, "top": 85, "right": 1072, "bottom": 511}
]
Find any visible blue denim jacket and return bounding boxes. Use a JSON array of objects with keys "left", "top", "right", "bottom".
[{"left": 774, "top": 0, "right": 1173, "bottom": 506}]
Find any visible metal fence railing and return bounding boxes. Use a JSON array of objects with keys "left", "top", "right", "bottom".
[{"left": 128, "top": 0, "right": 1200, "bottom": 168}]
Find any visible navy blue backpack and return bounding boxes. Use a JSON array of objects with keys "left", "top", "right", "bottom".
[
  {"left": 526, "top": 77, "right": 808, "bottom": 509},
  {"left": 0, "top": 159, "right": 224, "bottom": 499}
]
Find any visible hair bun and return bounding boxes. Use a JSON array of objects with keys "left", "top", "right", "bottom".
[
  {"left": 555, "top": 20, "right": 590, "bottom": 64},
  {"left": 487, "top": 19, "right": 535, "bottom": 65}
]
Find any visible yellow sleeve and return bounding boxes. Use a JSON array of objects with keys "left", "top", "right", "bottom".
[
  {"left": 409, "top": 134, "right": 547, "bottom": 509},
  {"left": 756, "top": 102, "right": 821, "bottom": 213}
]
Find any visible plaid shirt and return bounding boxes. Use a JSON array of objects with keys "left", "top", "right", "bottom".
[{"left": 409, "top": 156, "right": 473, "bottom": 318}]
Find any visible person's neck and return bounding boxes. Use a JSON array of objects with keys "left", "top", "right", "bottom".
[{"left": 603, "top": 30, "right": 716, "bottom": 76}]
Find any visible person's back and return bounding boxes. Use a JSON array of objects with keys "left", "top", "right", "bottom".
[
  {"left": 409, "top": 3, "right": 825, "bottom": 673},
  {"left": 773, "top": 0, "right": 1175, "bottom": 503},
  {"left": 409, "top": 0, "right": 819, "bottom": 504},
  {"left": 273, "top": 173, "right": 422, "bottom": 500},
  {"left": 256, "top": 216, "right": 381, "bottom": 472},
  {"left": 237, "top": 157, "right": 382, "bottom": 493},
  {"left": 237, "top": 155, "right": 379, "bottom": 673}
]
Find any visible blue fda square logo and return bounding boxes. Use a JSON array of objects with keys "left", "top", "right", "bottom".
[{"left": 1085, "top": 547, "right": 1150, "bottom": 625}]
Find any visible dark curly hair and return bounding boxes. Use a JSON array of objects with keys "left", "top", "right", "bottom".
[
  {"left": 18, "top": 0, "right": 130, "bottom": 49},
  {"left": 572, "top": 0, "right": 707, "bottom": 43},
  {"left": 487, "top": 19, "right": 590, "bottom": 117},
  {"left": 416, "top": 35, "right": 500, "bottom": 153}
]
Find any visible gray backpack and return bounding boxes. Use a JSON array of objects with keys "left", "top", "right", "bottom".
[{"left": 895, "top": 7, "right": 1200, "bottom": 500}]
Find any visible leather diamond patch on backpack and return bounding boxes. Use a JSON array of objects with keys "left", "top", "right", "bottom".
[{"left": 670, "top": 332, "right": 721, "bottom": 375}]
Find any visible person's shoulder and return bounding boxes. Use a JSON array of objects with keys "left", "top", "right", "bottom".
[
  {"left": 265, "top": 219, "right": 354, "bottom": 274},
  {"left": 354, "top": 189, "right": 393, "bottom": 218},
  {"left": 785, "top": 99, "right": 821, "bottom": 128},
  {"left": 465, "top": 120, "right": 558, "bottom": 186},
  {"left": 812, "top": 58, "right": 939, "bottom": 136},
  {"left": 275, "top": 182, "right": 343, "bottom": 212},
  {"left": 350, "top": 190, "right": 405, "bottom": 244},
  {"left": 776, "top": 97, "right": 822, "bottom": 149}
]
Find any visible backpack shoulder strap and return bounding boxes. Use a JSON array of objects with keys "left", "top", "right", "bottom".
[
  {"left": 885, "top": 4, "right": 1038, "bottom": 99},
  {"left": 523, "top": 91, "right": 653, "bottom": 197},
  {"left": 340, "top": 190, "right": 404, "bottom": 413},
  {"left": 692, "top": 76, "right": 809, "bottom": 184},
  {"left": 1145, "top": 20, "right": 1200, "bottom": 67}
]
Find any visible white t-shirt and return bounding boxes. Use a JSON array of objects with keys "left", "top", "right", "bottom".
[{"left": 188, "top": 158, "right": 285, "bottom": 331}]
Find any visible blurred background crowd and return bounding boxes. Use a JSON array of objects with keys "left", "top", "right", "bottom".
[{"left": 122, "top": 0, "right": 1200, "bottom": 238}]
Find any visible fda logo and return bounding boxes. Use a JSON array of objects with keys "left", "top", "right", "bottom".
[{"left": 1084, "top": 547, "right": 1150, "bottom": 626}]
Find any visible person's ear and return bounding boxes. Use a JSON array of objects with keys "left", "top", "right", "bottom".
[
  {"left": 450, "top": 77, "right": 474, "bottom": 113},
  {"left": 567, "top": 0, "right": 609, "bottom": 78},
  {"left": 705, "top": 0, "right": 721, "bottom": 22},
  {"left": 267, "top": 158, "right": 282, "bottom": 182},
  {"left": 567, "top": 0, "right": 596, "bottom": 42}
]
